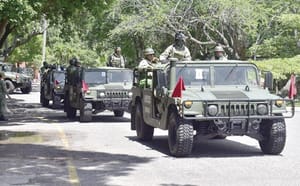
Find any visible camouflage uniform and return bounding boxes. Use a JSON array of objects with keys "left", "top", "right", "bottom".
[
  {"left": 66, "top": 58, "right": 77, "bottom": 86},
  {"left": 0, "top": 72, "right": 8, "bottom": 120},
  {"left": 159, "top": 32, "right": 191, "bottom": 61},
  {"left": 40, "top": 61, "right": 48, "bottom": 74},
  {"left": 138, "top": 48, "right": 159, "bottom": 88},
  {"left": 107, "top": 47, "right": 126, "bottom": 68}
]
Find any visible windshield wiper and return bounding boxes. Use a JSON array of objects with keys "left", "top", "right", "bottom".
[{"left": 224, "top": 65, "right": 238, "bottom": 81}]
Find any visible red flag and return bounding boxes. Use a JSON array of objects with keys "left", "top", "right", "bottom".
[
  {"left": 288, "top": 74, "right": 297, "bottom": 99},
  {"left": 82, "top": 80, "right": 89, "bottom": 93},
  {"left": 172, "top": 76, "right": 186, "bottom": 97}
]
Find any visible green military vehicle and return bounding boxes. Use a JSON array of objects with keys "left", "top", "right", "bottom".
[
  {"left": 131, "top": 59, "right": 295, "bottom": 157},
  {"left": 40, "top": 66, "right": 65, "bottom": 108},
  {"left": 64, "top": 67, "right": 133, "bottom": 122},
  {"left": 0, "top": 62, "right": 32, "bottom": 94}
]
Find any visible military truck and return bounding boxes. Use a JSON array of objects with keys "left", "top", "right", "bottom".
[
  {"left": 131, "top": 59, "right": 295, "bottom": 157},
  {"left": 0, "top": 62, "right": 32, "bottom": 94},
  {"left": 40, "top": 67, "right": 65, "bottom": 108},
  {"left": 64, "top": 67, "right": 133, "bottom": 122}
]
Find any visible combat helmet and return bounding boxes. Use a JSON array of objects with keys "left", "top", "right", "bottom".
[
  {"left": 175, "top": 32, "right": 185, "bottom": 41},
  {"left": 144, "top": 48, "right": 155, "bottom": 56},
  {"left": 214, "top": 46, "right": 224, "bottom": 52}
]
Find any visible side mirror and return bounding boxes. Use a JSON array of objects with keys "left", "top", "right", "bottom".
[{"left": 264, "top": 71, "right": 273, "bottom": 90}]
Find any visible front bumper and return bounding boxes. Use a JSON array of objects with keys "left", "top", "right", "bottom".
[{"left": 181, "top": 98, "right": 295, "bottom": 120}]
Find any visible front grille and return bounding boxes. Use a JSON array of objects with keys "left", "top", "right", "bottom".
[
  {"left": 218, "top": 103, "right": 257, "bottom": 116},
  {"left": 105, "top": 90, "right": 128, "bottom": 98}
]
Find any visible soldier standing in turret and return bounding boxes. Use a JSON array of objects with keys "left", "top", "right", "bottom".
[
  {"left": 107, "top": 47, "right": 126, "bottom": 68},
  {"left": 159, "top": 32, "right": 191, "bottom": 62},
  {"left": 211, "top": 45, "right": 228, "bottom": 60}
]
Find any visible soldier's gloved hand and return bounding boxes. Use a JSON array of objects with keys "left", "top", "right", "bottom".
[{"left": 152, "top": 57, "right": 159, "bottom": 63}]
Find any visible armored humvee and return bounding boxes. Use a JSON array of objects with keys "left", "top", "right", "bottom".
[
  {"left": 40, "top": 67, "right": 65, "bottom": 108},
  {"left": 131, "top": 59, "right": 295, "bottom": 157},
  {"left": 64, "top": 67, "right": 133, "bottom": 122},
  {"left": 0, "top": 62, "right": 32, "bottom": 94}
]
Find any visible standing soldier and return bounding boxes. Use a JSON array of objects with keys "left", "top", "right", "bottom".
[
  {"left": 0, "top": 72, "right": 10, "bottom": 121},
  {"left": 107, "top": 47, "right": 126, "bottom": 68},
  {"left": 40, "top": 61, "right": 49, "bottom": 74},
  {"left": 211, "top": 45, "right": 227, "bottom": 60},
  {"left": 159, "top": 32, "right": 191, "bottom": 62},
  {"left": 66, "top": 58, "right": 77, "bottom": 86}
]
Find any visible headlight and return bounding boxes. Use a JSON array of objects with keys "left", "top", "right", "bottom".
[
  {"left": 207, "top": 105, "right": 218, "bottom": 116},
  {"left": 99, "top": 92, "right": 105, "bottom": 97},
  {"left": 128, "top": 92, "right": 133, "bottom": 98},
  {"left": 257, "top": 104, "right": 268, "bottom": 115},
  {"left": 275, "top": 100, "right": 284, "bottom": 107},
  {"left": 184, "top": 100, "right": 193, "bottom": 109}
]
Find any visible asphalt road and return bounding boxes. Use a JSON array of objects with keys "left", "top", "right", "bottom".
[{"left": 0, "top": 91, "right": 300, "bottom": 186}]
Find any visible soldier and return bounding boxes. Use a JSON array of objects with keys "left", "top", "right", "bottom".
[
  {"left": 0, "top": 71, "right": 9, "bottom": 121},
  {"left": 138, "top": 48, "right": 159, "bottom": 69},
  {"left": 211, "top": 45, "right": 227, "bottom": 60},
  {"left": 66, "top": 58, "right": 77, "bottom": 85},
  {"left": 138, "top": 48, "right": 159, "bottom": 88},
  {"left": 159, "top": 32, "right": 191, "bottom": 62},
  {"left": 107, "top": 47, "right": 126, "bottom": 68},
  {"left": 40, "top": 61, "right": 49, "bottom": 74},
  {"left": 74, "top": 59, "right": 85, "bottom": 85}
]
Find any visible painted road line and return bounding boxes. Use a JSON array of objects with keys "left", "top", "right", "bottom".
[{"left": 57, "top": 126, "right": 80, "bottom": 186}]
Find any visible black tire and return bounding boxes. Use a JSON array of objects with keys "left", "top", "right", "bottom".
[
  {"left": 5, "top": 80, "right": 15, "bottom": 94},
  {"left": 20, "top": 84, "right": 32, "bottom": 94},
  {"left": 212, "top": 134, "right": 227, "bottom": 139},
  {"left": 80, "top": 102, "right": 92, "bottom": 122},
  {"left": 135, "top": 102, "right": 154, "bottom": 141},
  {"left": 259, "top": 118, "right": 286, "bottom": 155},
  {"left": 114, "top": 110, "right": 124, "bottom": 117},
  {"left": 168, "top": 111, "right": 194, "bottom": 157},
  {"left": 52, "top": 94, "right": 61, "bottom": 109},
  {"left": 131, "top": 105, "right": 136, "bottom": 130}
]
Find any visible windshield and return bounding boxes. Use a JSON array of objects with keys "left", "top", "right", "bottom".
[
  {"left": 54, "top": 72, "right": 65, "bottom": 82},
  {"left": 107, "top": 70, "right": 133, "bottom": 83},
  {"left": 214, "top": 66, "right": 258, "bottom": 86},
  {"left": 1, "top": 64, "right": 12, "bottom": 72},
  {"left": 176, "top": 66, "right": 210, "bottom": 86},
  {"left": 175, "top": 65, "right": 259, "bottom": 86},
  {"left": 84, "top": 71, "right": 107, "bottom": 84}
]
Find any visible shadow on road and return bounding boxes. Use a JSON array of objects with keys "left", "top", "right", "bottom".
[
  {"left": 4, "top": 98, "right": 130, "bottom": 124},
  {"left": 127, "top": 135, "right": 264, "bottom": 158},
  {"left": 0, "top": 138, "right": 152, "bottom": 185}
]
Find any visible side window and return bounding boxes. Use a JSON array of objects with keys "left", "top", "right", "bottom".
[{"left": 154, "top": 70, "right": 167, "bottom": 89}]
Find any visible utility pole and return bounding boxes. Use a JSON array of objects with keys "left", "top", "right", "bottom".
[{"left": 42, "top": 15, "right": 47, "bottom": 65}]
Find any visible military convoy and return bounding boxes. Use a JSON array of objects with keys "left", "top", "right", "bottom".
[
  {"left": 40, "top": 66, "right": 65, "bottom": 108},
  {"left": 0, "top": 62, "right": 32, "bottom": 94},
  {"left": 64, "top": 66, "right": 133, "bottom": 122},
  {"left": 130, "top": 59, "right": 295, "bottom": 157}
]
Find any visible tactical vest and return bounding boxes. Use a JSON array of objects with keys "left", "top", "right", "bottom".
[
  {"left": 110, "top": 54, "right": 124, "bottom": 68},
  {"left": 171, "top": 46, "right": 187, "bottom": 60}
]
